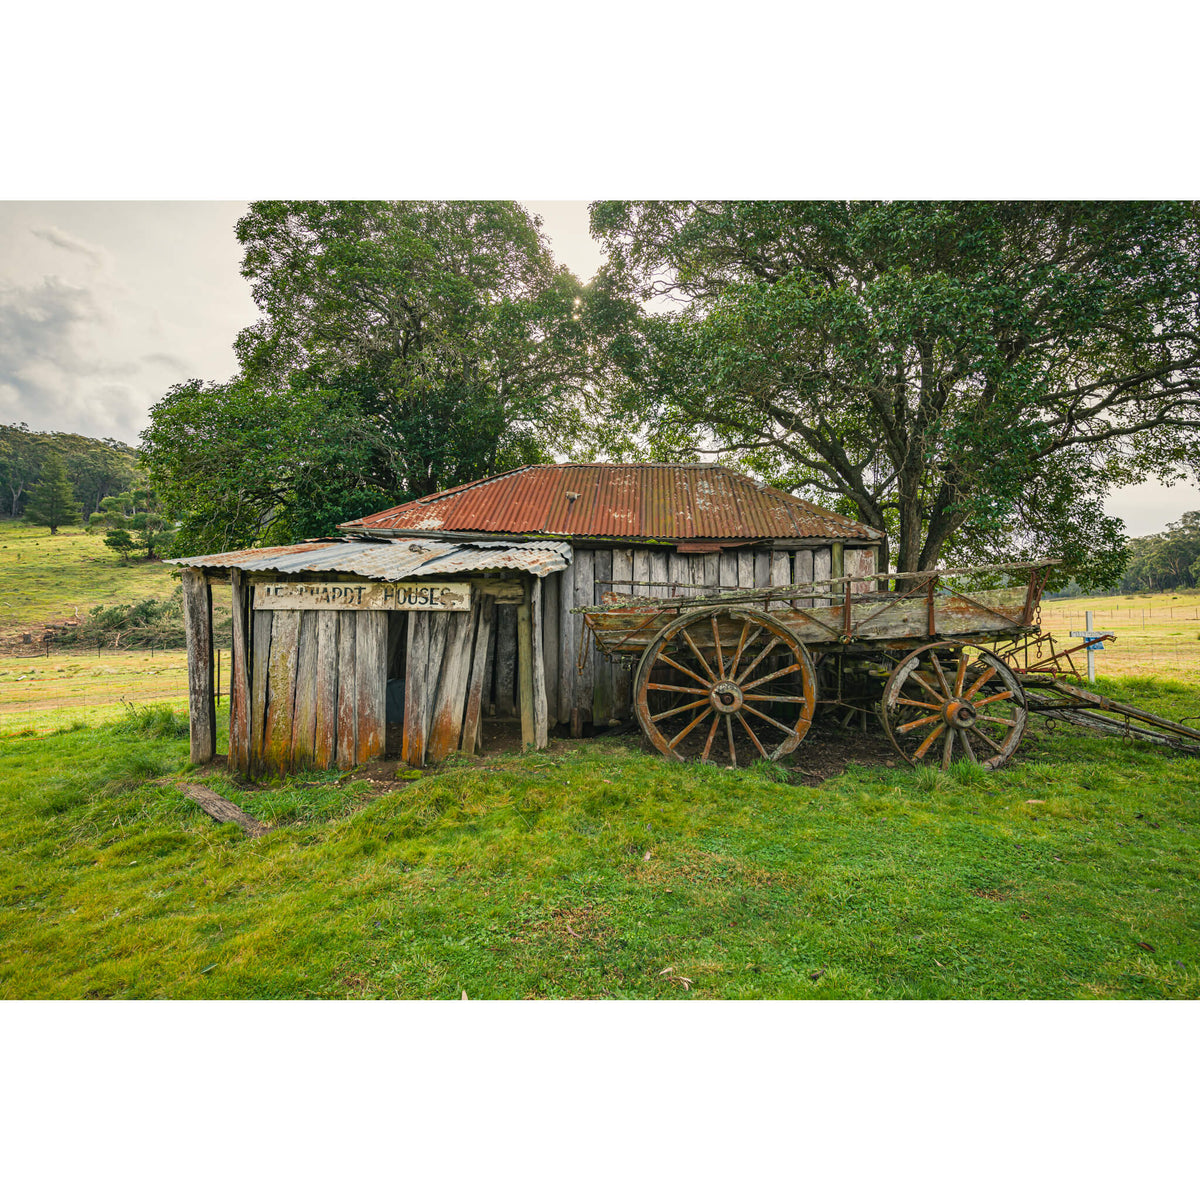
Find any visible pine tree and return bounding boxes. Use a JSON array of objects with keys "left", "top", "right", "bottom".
[{"left": 24, "top": 453, "right": 82, "bottom": 534}]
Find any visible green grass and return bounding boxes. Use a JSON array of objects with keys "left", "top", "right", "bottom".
[
  {"left": 3, "top": 694, "right": 1198, "bottom": 999},
  {"left": 0, "top": 518, "right": 180, "bottom": 637}
]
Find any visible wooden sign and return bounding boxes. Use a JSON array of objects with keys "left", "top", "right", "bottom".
[{"left": 254, "top": 581, "right": 472, "bottom": 612}]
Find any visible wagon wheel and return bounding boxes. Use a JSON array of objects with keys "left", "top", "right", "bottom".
[
  {"left": 633, "top": 606, "right": 817, "bottom": 766},
  {"left": 880, "top": 641, "right": 1027, "bottom": 771}
]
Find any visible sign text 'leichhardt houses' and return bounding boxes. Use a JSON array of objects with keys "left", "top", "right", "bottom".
[{"left": 254, "top": 581, "right": 472, "bottom": 612}]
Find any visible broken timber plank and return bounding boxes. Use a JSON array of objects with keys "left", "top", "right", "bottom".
[{"left": 176, "top": 780, "right": 268, "bottom": 837}]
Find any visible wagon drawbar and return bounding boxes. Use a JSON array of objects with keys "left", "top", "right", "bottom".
[{"left": 578, "top": 561, "right": 1200, "bottom": 771}]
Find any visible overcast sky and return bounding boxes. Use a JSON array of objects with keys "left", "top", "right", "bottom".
[{"left": 0, "top": 200, "right": 1195, "bottom": 538}]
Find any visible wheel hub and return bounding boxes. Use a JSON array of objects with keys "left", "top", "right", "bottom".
[
  {"left": 942, "top": 698, "right": 977, "bottom": 729},
  {"left": 709, "top": 680, "right": 744, "bottom": 713}
]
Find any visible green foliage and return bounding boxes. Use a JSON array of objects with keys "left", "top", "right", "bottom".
[
  {"left": 22, "top": 452, "right": 82, "bottom": 534},
  {"left": 590, "top": 202, "right": 1200, "bottom": 585},
  {"left": 145, "top": 202, "right": 600, "bottom": 553}
]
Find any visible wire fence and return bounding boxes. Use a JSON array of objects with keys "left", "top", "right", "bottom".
[{"left": 0, "top": 646, "right": 232, "bottom": 733}]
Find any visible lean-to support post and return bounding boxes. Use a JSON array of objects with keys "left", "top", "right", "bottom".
[
  {"left": 517, "top": 579, "right": 536, "bottom": 750},
  {"left": 181, "top": 566, "right": 216, "bottom": 764}
]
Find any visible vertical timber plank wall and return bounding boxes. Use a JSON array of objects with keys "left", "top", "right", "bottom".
[
  {"left": 736, "top": 549, "right": 755, "bottom": 591},
  {"left": 181, "top": 567, "right": 216, "bottom": 765},
  {"left": 229, "top": 568, "right": 251, "bottom": 773},
  {"left": 290, "top": 610, "right": 320, "bottom": 771},
  {"left": 355, "top": 610, "right": 387, "bottom": 764},
  {"left": 314, "top": 610, "right": 339, "bottom": 769},
  {"left": 769, "top": 550, "right": 790, "bottom": 610},
  {"left": 557, "top": 556, "right": 578, "bottom": 727},
  {"left": 495, "top": 605, "right": 517, "bottom": 717},
  {"left": 591, "top": 550, "right": 613, "bottom": 726},
  {"left": 336, "top": 612, "right": 358, "bottom": 769},
  {"left": 812, "top": 546, "right": 832, "bottom": 606},
  {"left": 571, "top": 549, "right": 594, "bottom": 735},
  {"left": 794, "top": 550, "right": 815, "bottom": 608},
  {"left": 427, "top": 609, "right": 476, "bottom": 763},
  {"left": 461, "top": 596, "right": 495, "bottom": 755},
  {"left": 402, "top": 612, "right": 430, "bottom": 766},
  {"left": 250, "top": 604, "right": 273, "bottom": 771},
  {"left": 262, "top": 609, "right": 300, "bottom": 776},
  {"left": 611, "top": 549, "right": 633, "bottom": 720}
]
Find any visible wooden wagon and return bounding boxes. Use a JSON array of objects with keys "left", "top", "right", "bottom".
[{"left": 581, "top": 560, "right": 1200, "bottom": 770}]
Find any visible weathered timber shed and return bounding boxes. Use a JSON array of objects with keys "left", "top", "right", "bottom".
[
  {"left": 339, "top": 463, "right": 884, "bottom": 738},
  {"left": 171, "top": 463, "right": 883, "bottom": 777},
  {"left": 169, "top": 538, "right": 571, "bottom": 775}
]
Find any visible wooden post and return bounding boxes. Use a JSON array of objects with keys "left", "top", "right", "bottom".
[
  {"left": 495, "top": 603, "right": 518, "bottom": 716},
  {"left": 181, "top": 567, "right": 215, "bottom": 765},
  {"left": 517, "top": 580, "right": 536, "bottom": 750},
  {"left": 557, "top": 556, "right": 578, "bottom": 727},
  {"left": 831, "top": 541, "right": 845, "bottom": 605},
  {"left": 461, "top": 596, "right": 495, "bottom": 756},
  {"left": 229, "top": 568, "right": 251, "bottom": 773},
  {"left": 531, "top": 577, "right": 549, "bottom": 748},
  {"left": 542, "top": 572, "right": 560, "bottom": 727}
]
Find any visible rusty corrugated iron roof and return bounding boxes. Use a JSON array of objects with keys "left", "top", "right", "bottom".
[
  {"left": 338, "top": 464, "right": 883, "bottom": 543},
  {"left": 168, "top": 539, "right": 572, "bottom": 579}
]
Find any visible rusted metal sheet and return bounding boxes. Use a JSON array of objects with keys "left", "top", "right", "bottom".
[
  {"left": 335, "top": 464, "right": 884, "bottom": 543},
  {"left": 169, "top": 539, "right": 572, "bottom": 580}
]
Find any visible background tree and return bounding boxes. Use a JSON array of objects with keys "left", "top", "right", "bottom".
[
  {"left": 88, "top": 480, "right": 175, "bottom": 559},
  {"left": 0, "top": 424, "right": 136, "bottom": 519},
  {"left": 144, "top": 201, "right": 597, "bottom": 553},
  {"left": 1119, "top": 511, "right": 1200, "bottom": 592},
  {"left": 104, "top": 528, "right": 136, "bottom": 564},
  {"left": 23, "top": 453, "right": 82, "bottom": 534},
  {"left": 590, "top": 202, "right": 1200, "bottom": 586}
]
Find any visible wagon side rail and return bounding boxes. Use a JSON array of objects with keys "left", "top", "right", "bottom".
[{"left": 580, "top": 558, "right": 1057, "bottom": 658}]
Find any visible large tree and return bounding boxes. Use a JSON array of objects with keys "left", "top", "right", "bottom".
[
  {"left": 23, "top": 453, "right": 81, "bottom": 534},
  {"left": 143, "top": 201, "right": 595, "bottom": 553},
  {"left": 590, "top": 202, "right": 1200, "bottom": 584}
]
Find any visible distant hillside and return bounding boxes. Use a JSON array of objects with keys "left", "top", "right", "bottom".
[{"left": 0, "top": 424, "right": 138, "bottom": 520}]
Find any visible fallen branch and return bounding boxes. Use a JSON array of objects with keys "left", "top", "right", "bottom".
[{"left": 175, "top": 781, "right": 269, "bottom": 837}]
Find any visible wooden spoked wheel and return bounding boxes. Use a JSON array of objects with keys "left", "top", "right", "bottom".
[
  {"left": 633, "top": 606, "right": 817, "bottom": 766},
  {"left": 880, "top": 641, "right": 1027, "bottom": 770}
]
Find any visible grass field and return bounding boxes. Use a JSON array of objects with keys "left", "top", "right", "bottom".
[
  {"left": 2, "top": 536, "right": 1198, "bottom": 1000},
  {"left": 1040, "top": 591, "right": 1200, "bottom": 685},
  {"left": 2, "top": 690, "right": 1198, "bottom": 1000},
  {"left": 0, "top": 519, "right": 179, "bottom": 637}
]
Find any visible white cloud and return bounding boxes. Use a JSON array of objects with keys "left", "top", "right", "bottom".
[{"left": 30, "top": 225, "right": 107, "bottom": 268}]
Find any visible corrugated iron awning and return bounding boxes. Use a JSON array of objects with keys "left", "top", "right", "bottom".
[{"left": 168, "top": 538, "right": 573, "bottom": 579}]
